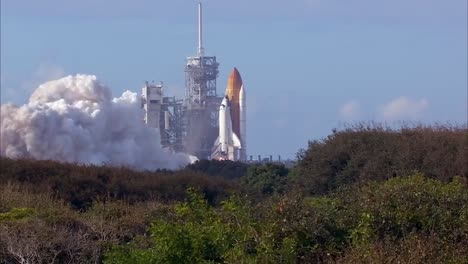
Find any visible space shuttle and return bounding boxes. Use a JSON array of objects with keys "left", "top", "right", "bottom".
[{"left": 211, "top": 68, "right": 247, "bottom": 161}]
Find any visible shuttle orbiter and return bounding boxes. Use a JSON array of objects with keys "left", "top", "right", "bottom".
[{"left": 211, "top": 68, "right": 246, "bottom": 161}]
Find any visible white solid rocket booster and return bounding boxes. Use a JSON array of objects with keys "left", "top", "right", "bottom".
[
  {"left": 218, "top": 97, "right": 228, "bottom": 153},
  {"left": 239, "top": 85, "right": 246, "bottom": 161}
]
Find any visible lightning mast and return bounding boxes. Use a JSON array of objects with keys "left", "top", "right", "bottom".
[{"left": 198, "top": 2, "right": 204, "bottom": 56}]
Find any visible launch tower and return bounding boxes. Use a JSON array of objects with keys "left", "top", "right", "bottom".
[
  {"left": 182, "top": 2, "right": 222, "bottom": 159},
  {"left": 141, "top": 81, "right": 184, "bottom": 152}
]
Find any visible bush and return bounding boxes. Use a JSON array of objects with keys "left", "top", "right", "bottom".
[
  {"left": 185, "top": 159, "right": 248, "bottom": 180},
  {"left": 105, "top": 175, "right": 468, "bottom": 263},
  {"left": 241, "top": 163, "right": 289, "bottom": 197},
  {"left": 342, "top": 174, "right": 468, "bottom": 243},
  {"left": 0, "top": 158, "right": 235, "bottom": 210},
  {"left": 292, "top": 124, "right": 467, "bottom": 195},
  {"left": 0, "top": 185, "right": 174, "bottom": 263}
]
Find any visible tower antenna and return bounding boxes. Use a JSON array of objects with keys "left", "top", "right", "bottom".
[{"left": 198, "top": 2, "right": 204, "bottom": 56}]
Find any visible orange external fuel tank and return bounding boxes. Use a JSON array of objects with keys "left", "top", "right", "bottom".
[{"left": 225, "top": 68, "right": 243, "bottom": 141}]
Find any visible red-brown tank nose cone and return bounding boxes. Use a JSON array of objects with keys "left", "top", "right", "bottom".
[{"left": 229, "top": 67, "right": 243, "bottom": 84}]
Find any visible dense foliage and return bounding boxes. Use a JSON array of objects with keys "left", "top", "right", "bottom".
[
  {"left": 105, "top": 175, "right": 468, "bottom": 263},
  {"left": 186, "top": 159, "right": 248, "bottom": 180},
  {"left": 292, "top": 124, "right": 467, "bottom": 195},
  {"left": 242, "top": 163, "right": 290, "bottom": 197},
  {"left": 0, "top": 158, "right": 235, "bottom": 210},
  {"left": 0, "top": 125, "right": 466, "bottom": 263}
]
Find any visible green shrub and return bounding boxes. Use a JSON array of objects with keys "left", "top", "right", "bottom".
[
  {"left": 343, "top": 174, "right": 468, "bottom": 243},
  {"left": 241, "top": 163, "right": 289, "bottom": 197},
  {"left": 0, "top": 158, "right": 235, "bottom": 210},
  {"left": 292, "top": 125, "right": 467, "bottom": 195},
  {"left": 0, "top": 207, "right": 35, "bottom": 221},
  {"left": 105, "top": 175, "right": 468, "bottom": 263}
]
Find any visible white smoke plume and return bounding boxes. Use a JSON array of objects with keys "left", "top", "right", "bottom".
[{"left": 1, "top": 74, "right": 194, "bottom": 170}]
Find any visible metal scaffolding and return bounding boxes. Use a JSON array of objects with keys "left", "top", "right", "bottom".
[
  {"left": 181, "top": 55, "right": 222, "bottom": 159},
  {"left": 141, "top": 2, "right": 224, "bottom": 160},
  {"left": 160, "top": 96, "right": 184, "bottom": 152}
]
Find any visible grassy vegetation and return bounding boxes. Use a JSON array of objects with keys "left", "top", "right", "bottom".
[{"left": 0, "top": 125, "right": 466, "bottom": 263}]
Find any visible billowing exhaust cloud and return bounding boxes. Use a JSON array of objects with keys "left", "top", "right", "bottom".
[{"left": 0, "top": 74, "right": 194, "bottom": 170}]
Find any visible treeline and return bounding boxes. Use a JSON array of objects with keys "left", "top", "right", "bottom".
[
  {"left": 293, "top": 124, "right": 467, "bottom": 195},
  {"left": 0, "top": 159, "right": 236, "bottom": 210},
  {"left": 0, "top": 124, "right": 467, "bottom": 263}
]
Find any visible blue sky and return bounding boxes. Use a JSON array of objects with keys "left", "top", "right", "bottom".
[{"left": 1, "top": 0, "right": 467, "bottom": 159}]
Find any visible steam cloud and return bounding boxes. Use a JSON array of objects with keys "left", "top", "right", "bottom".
[{"left": 1, "top": 74, "right": 194, "bottom": 170}]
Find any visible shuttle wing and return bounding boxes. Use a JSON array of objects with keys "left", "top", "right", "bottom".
[{"left": 232, "top": 132, "right": 241, "bottom": 148}]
